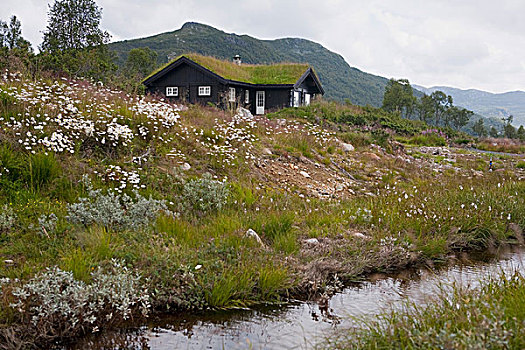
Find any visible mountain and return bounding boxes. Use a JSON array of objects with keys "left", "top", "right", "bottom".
[
  {"left": 109, "top": 22, "right": 389, "bottom": 106},
  {"left": 414, "top": 85, "right": 525, "bottom": 127}
]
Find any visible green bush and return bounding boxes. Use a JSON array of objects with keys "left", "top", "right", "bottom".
[{"left": 181, "top": 173, "right": 229, "bottom": 215}]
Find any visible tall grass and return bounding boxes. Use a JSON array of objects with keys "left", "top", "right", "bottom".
[{"left": 327, "top": 271, "right": 525, "bottom": 349}]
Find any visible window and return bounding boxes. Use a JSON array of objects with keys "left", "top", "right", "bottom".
[
  {"left": 229, "top": 87, "right": 236, "bottom": 102},
  {"left": 198, "top": 86, "right": 211, "bottom": 96},
  {"left": 245, "top": 90, "right": 249, "bottom": 104},
  {"left": 166, "top": 86, "right": 178, "bottom": 97}
]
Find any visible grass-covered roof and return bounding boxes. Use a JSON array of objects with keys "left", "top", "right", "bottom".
[{"left": 145, "top": 53, "right": 310, "bottom": 85}]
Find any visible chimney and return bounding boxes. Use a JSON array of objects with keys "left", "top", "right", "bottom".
[{"left": 233, "top": 54, "right": 241, "bottom": 66}]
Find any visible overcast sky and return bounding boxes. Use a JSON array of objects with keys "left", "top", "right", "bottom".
[{"left": 2, "top": 0, "right": 524, "bottom": 93}]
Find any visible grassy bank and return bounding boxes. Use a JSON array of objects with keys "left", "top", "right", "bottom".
[
  {"left": 0, "top": 72, "right": 524, "bottom": 347},
  {"left": 326, "top": 270, "right": 525, "bottom": 349}
]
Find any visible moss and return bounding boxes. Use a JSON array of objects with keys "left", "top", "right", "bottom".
[{"left": 143, "top": 53, "right": 310, "bottom": 85}]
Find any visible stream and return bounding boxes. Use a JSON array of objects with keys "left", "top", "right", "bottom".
[{"left": 70, "top": 247, "right": 525, "bottom": 350}]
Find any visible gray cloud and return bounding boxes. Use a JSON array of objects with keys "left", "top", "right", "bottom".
[{"left": 1, "top": 0, "right": 524, "bottom": 93}]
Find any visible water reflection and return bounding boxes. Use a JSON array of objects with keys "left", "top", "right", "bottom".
[{"left": 69, "top": 247, "right": 524, "bottom": 350}]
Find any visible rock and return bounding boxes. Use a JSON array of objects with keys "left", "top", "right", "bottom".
[
  {"left": 181, "top": 162, "right": 191, "bottom": 171},
  {"left": 341, "top": 143, "right": 355, "bottom": 152},
  {"left": 245, "top": 229, "right": 265, "bottom": 247},
  {"left": 363, "top": 152, "right": 380, "bottom": 161},
  {"left": 262, "top": 147, "right": 272, "bottom": 155},
  {"left": 4, "top": 259, "right": 14, "bottom": 265},
  {"left": 305, "top": 238, "right": 319, "bottom": 245},
  {"left": 300, "top": 171, "right": 311, "bottom": 178},
  {"left": 353, "top": 232, "right": 366, "bottom": 238}
]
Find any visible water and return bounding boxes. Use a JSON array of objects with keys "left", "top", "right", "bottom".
[{"left": 70, "top": 247, "right": 525, "bottom": 350}]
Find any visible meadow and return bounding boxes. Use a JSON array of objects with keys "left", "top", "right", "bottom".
[{"left": 0, "top": 70, "right": 523, "bottom": 347}]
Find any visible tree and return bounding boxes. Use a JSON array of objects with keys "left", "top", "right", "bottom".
[
  {"left": 417, "top": 93, "right": 435, "bottom": 124},
  {"left": 0, "top": 16, "right": 33, "bottom": 71},
  {"left": 448, "top": 106, "right": 473, "bottom": 130},
  {"left": 517, "top": 125, "right": 525, "bottom": 141},
  {"left": 472, "top": 118, "right": 487, "bottom": 137},
  {"left": 39, "top": 0, "right": 115, "bottom": 80},
  {"left": 429, "top": 91, "right": 453, "bottom": 127},
  {"left": 124, "top": 47, "right": 158, "bottom": 78},
  {"left": 41, "top": 0, "right": 110, "bottom": 53},
  {"left": 501, "top": 115, "right": 517, "bottom": 139},
  {"left": 382, "top": 79, "right": 417, "bottom": 118},
  {"left": 489, "top": 126, "right": 499, "bottom": 138}
]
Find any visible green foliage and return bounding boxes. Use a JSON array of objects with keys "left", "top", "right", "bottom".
[
  {"left": 382, "top": 78, "right": 416, "bottom": 118},
  {"left": 518, "top": 125, "right": 525, "bottom": 141},
  {"left": 490, "top": 126, "right": 499, "bottom": 138},
  {"left": 108, "top": 22, "right": 391, "bottom": 106},
  {"left": 39, "top": 0, "right": 115, "bottom": 81},
  {"left": 146, "top": 53, "right": 310, "bottom": 85},
  {"left": 205, "top": 268, "right": 255, "bottom": 309},
  {"left": 67, "top": 177, "right": 167, "bottom": 230},
  {"left": 125, "top": 47, "right": 158, "bottom": 77},
  {"left": 472, "top": 118, "right": 487, "bottom": 137},
  {"left": 333, "top": 272, "right": 525, "bottom": 349},
  {"left": 27, "top": 153, "right": 61, "bottom": 191},
  {"left": 41, "top": 0, "right": 110, "bottom": 52},
  {"left": 0, "top": 16, "right": 32, "bottom": 52},
  {"left": 180, "top": 173, "right": 229, "bottom": 215},
  {"left": 516, "top": 161, "right": 525, "bottom": 169}
]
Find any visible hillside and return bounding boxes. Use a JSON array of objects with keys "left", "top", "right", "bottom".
[
  {"left": 0, "top": 70, "right": 524, "bottom": 348},
  {"left": 415, "top": 85, "right": 525, "bottom": 127},
  {"left": 109, "top": 22, "right": 390, "bottom": 106}
]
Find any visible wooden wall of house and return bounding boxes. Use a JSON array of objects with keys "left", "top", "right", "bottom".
[
  {"left": 265, "top": 88, "right": 292, "bottom": 112},
  {"left": 146, "top": 63, "right": 226, "bottom": 105}
]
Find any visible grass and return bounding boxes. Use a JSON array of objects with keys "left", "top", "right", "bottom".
[
  {"left": 326, "top": 271, "right": 525, "bottom": 349},
  {"left": 144, "top": 53, "right": 310, "bottom": 85},
  {"left": 1, "top": 71, "right": 524, "bottom": 347}
]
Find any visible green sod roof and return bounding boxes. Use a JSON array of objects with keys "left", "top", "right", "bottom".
[{"left": 145, "top": 53, "right": 310, "bottom": 85}]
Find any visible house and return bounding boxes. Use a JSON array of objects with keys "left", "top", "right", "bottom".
[{"left": 142, "top": 54, "right": 324, "bottom": 115}]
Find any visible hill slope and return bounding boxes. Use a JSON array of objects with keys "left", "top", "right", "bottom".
[
  {"left": 415, "top": 85, "right": 525, "bottom": 127},
  {"left": 109, "top": 22, "right": 389, "bottom": 106}
]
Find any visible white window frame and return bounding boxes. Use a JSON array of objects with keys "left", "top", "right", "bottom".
[
  {"left": 229, "top": 87, "right": 236, "bottom": 102},
  {"left": 166, "top": 86, "right": 178, "bottom": 97},
  {"left": 245, "top": 90, "right": 249, "bottom": 104},
  {"left": 198, "top": 86, "right": 211, "bottom": 96}
]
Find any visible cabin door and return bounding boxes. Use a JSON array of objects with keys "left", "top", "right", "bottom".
[{"left": 256, "top": 91, "right": 265, "bottom": 115}]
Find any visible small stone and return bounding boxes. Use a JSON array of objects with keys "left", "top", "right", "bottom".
[
  {"left": 4, "top": 259, "right": 14, "bottom": 265},
  {"left": 246, "top": 229, "right": 265, "bottom": 247},
  {"left": 363, "top": 152, "right": 380, "bottom": 161},
  {"left": 300, "top": 171, "right": 310, "bottom": 178},
  {"left": 353, "top": 232, "right": 366, "bottom": 238},
  {"left": 262, "top": 148, "right": 272, "bottom": 155},
  {"left": 181, "top": 162, "right": 191, "bottom": 171},
  {"left": 305, "top": 238, "right": 319, "bottom": 245},
  {"left": 341, "top": 143, "right": 355, "bottom": 152}
]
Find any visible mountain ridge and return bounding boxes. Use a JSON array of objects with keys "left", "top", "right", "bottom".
[
  {"left": 414, "top": 85, "right": 525, "bottom": 127},
  {"left": 108, "top": 21, "right": 390, "bottom": 106}
]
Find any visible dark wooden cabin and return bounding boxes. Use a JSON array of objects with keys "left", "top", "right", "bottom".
[{"left": 142, "top": 54, "right": 324, "bottom": 115}]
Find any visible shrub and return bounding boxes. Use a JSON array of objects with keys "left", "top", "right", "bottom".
[
  {"left": 67, "top": 176, "right": 167, "bottom": 230},
  {"left": 0, "top": 204, "right": 16, "bottom": 233},
  {"left": 181, "top": 173, "right": 229, "bottom": 215},
  {"left": 37, "top": 213, "right": 57, "bottom": 237},
  {"left": 9, "top": 260, "right": 150, "bottom": 342},
  {"left": 517, "top": 161, "right": 525, "bottom": 169}
]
